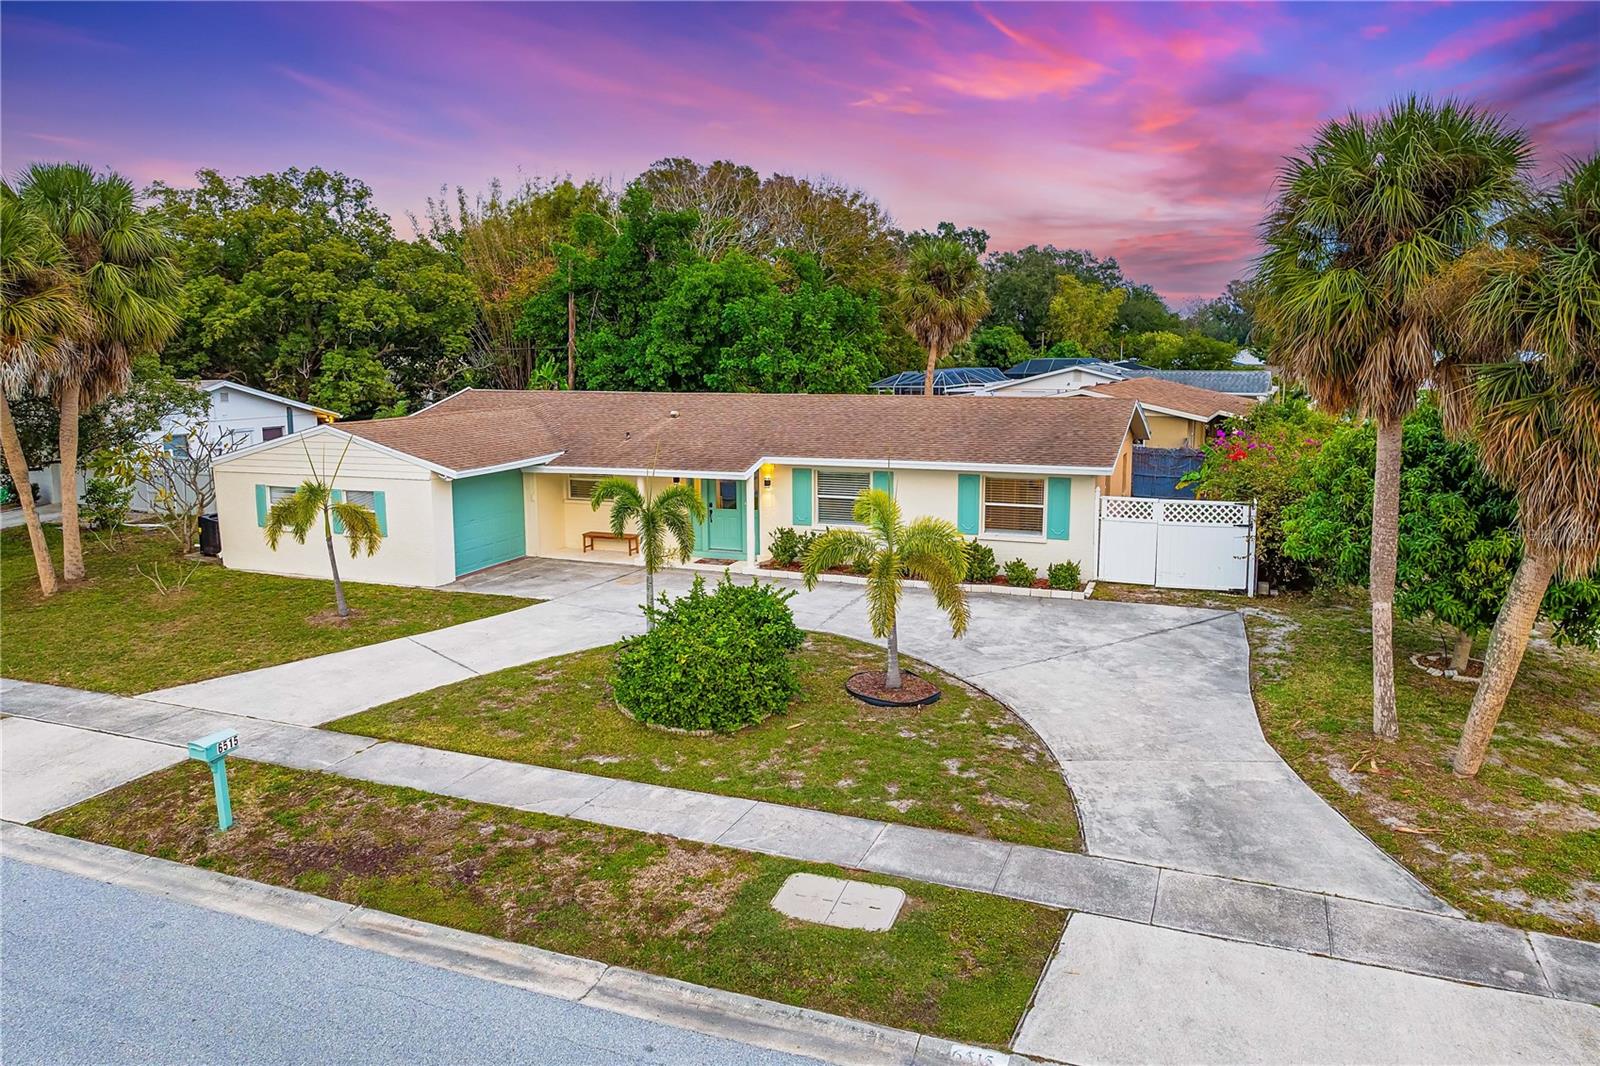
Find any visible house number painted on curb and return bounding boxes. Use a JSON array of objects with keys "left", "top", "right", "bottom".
[{"left": 187, "top": 730, "right": 240, "bottom": 831}]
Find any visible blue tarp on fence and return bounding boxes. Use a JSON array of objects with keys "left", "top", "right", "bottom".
[{"left": 1132, "top": 446, "right": 1204, "bottom": 499}]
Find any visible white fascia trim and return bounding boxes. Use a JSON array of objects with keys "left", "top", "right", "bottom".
[
  {"left": 446, "top": 452, "right": 565, "bottom": 479},
  {"left": 202, "top": 380, "right": 338, "bottom": 419},
  {"left": 759, "top": 456, "right": 1114, "bottom": 477},
  {"left": 540, "top": 464, "right": 757, "bottom": 480}
]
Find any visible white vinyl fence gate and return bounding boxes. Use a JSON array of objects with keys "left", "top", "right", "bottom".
[{"left": 1097, "top": 496, "right": 1257, "bottom": 594}]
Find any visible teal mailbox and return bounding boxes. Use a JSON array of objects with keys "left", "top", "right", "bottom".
[{"left": 187, "top": 730, "right": 239, "bottom": 831}]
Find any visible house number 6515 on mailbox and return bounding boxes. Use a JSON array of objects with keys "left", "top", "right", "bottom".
[{"left": 187, "top": 730, "right": 240, "bottom": 831}]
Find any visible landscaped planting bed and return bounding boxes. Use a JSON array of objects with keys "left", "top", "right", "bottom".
[
  {"left": 37, "top": 760, "right": 1065, "bottom": 1046},
  {"left": 1094, "top": 582, "right": 1600, "bottom": 941},
  {"left": 0, "top": 528, "right": 526, "bottom": 694},
  {"left": 332, "top": 632, "right": 1081, "bottom": 850}
]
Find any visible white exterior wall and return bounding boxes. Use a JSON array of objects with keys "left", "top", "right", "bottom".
[
  {"left": 763, "top": 462, "right": 1100, "bottom": 577},
  {"left": 213, "top": 432, "right": 456, "bottom": 587},
  {"left": 986, "top": 369, "right": 1118, "bottom": 395}
]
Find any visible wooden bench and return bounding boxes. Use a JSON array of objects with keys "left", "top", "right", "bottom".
[{"left": 583, "top": 530, "right": 640, "bottom": 556}]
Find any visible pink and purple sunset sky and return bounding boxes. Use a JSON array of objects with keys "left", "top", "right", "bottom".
[{"left": 3, "top": 1, "right": 1596, "bottom": 303}]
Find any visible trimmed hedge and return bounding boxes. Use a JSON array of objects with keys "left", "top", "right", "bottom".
[
  {"left": 964, "top": 540, "right": 999, "bottom": 583},
  {"left": 1046, "top": 561, "right": 1081, "bottom": 591},
  {"left": 612, "top": 575, "right": 804, "bottom": 733},
  {"left": 1003, "top": 559, "right": 1038, "bottom": 588}
]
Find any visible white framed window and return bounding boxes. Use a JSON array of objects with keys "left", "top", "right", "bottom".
[
  {"left": 815, "top": 470, "right": 871, "bottom": 525},
  {"left": 982, "top": 477, "right": 1045, "bottom": 536},
  {"left": 343, "top": 489, "right": 376, "bottom": 509},
  {"left": 268, "top": 485, "right": 298, "bottom": 506},
  {"left": 568, "top": 477, "right": 601, "bottom": 501}
]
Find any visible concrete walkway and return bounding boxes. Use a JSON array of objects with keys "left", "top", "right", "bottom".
[
  {"left": 4, "top": 677, "right": 1598, "bottom": 1010},
  {"left": 146, "top": 557, "right": 1442, "bottom": 911}
]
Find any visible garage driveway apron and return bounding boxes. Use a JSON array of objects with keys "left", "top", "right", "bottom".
[{"left": 139, "top": 557, "right": 1437, "bottom": 909}]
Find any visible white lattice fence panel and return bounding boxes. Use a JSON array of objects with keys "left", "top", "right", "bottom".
[
  {"left": 1098, "top": 496, "right": 1255, "bottom": 592},
  {"left": 1161, "top": 500, "right": 1252, "bottom": 526},
  {"left": 1102, "top": 497, "right": 1157, "bottom": 521}
]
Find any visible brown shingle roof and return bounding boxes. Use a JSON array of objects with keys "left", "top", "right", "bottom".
[
  {"left": 1081, "top": 377, "right": 1254, "bottom": 420},
  {"left": 336, "top": 389, "right": 1138, "bottom": 475}
]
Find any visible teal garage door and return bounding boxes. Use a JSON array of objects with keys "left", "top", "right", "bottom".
[{"left": 452, "top": 470, "right": 526, "bottom": 576}]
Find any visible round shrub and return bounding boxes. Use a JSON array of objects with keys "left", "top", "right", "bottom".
[
  {"left": 964, "top": 540, "right": 999, "bottom": 583},
  {"left": 1003, "top": 558, "right": 1038, "bottom": 587},
  {"left": 612, "top": 575, "right": 803, "bottom": 733},
  {"left": 1046, "top": 561, "right": 1082, "bottom": 590}
]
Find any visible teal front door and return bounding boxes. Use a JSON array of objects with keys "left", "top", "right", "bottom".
[
  {"left": 697, "top": 479, "right": 746, "bottom": 560},
  {"left": 452, "top": 470, "right": 526, "bottom": 576}
]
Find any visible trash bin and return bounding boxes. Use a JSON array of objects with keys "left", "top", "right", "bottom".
[{"left": 198, "top": 513, "right": 222, "bottom": 556}]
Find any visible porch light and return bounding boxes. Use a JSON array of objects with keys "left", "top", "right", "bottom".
[{"left": 761, "top": 463, "right": 774, "bottom": 488}]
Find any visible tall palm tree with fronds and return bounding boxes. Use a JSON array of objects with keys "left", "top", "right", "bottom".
[
  {"left": 15, "top": 163, "right": 182, "bottom": 582},
  {"left": 264, "top": 438, "right": 383, "bottom": 618},
  {"left": 1424, "top": 155, "right": 1600, "bottom": 776},
  {"left": 0, "top": 187, "right": 84, "bottom": 597},
  {"left": 1256, "top": 96, "right": 1529, "bottom": 739},
  {"left": 899, "top": 238, "right": 990, "bottom": 396},
  {"left": 590, "top": 477, "right": 707, "bottom": 629},
  {"left": 800, "top": 489, "right": 969, "bottom": 690}
]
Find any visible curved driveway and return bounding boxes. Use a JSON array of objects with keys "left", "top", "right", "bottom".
[{"left": 147, "top": 558, "right": 1443, "bottom": 913}]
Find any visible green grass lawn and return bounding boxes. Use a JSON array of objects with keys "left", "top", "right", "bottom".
[
  {"left": 1097, "top": 581, "right": 1600, "bottom": 941},
  {"left": 332, "top": 631, "right": 1081, "bottom": 850},
  {"left": 38, "top": 760, "right": 1063, "bottom": 1046},
  {"left": 1, "top": 526, "right": 525, "bottom": 694}
]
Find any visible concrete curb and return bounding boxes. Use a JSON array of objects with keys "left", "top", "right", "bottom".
[
  {"left": 752, "top": 566, "right": 1091, "bottom": 601},
  {"left": 0, "top": 822, "right": 1028, "bottom": 1066}
]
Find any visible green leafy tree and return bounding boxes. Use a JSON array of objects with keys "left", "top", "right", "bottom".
[
  {"left": 958, "top": 325, "right": 1031, "bottom": 368},
  {"left": 1046, "top": 273, "right": 1126, "bottom": 354},
  {"left": 589, "top": 476, "right": 708, "bottom": 629},
  {"left": 982, "top": 245, "right": 1126, "bottom": 349},
  {"left": 1256, "top": 96, "right": 1529, "bottom": 739},
  {"left": 1129, "top": 331, "right": 1238, "bottom": 370},
  {"left": 1115, "top": 284, "right": 1181, "bottom": 336},
  {"left": 799, "top": 489, "right": 969, "bottom": 690},
  {"left": 1186, "top": 278, "right": 1260, "bottom": 347},
  {"left": 17, "top": 163, "right": 182, "bottom": 583},
  {"left": 1425, "top": 155, "right": 1600, "bottom": 776},
  {"left": 899, "top": 238, "right": 990, "bottom": 395},
  {"left": 263, "top": 439, "right": 383, "bottom": 618}
]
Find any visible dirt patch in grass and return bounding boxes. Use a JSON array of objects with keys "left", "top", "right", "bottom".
[
  {"left": 332, "top": 632, "right": 1080, "bottom": 850},
  {"left": 0, "top": 527, "right": 525, "bottom": 694},
  {"left": 37, "top": 761, "right": 1064, "bottom": 1046}
]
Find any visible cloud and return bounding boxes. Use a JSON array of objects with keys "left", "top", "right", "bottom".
[{"left": 1419, "top": 3, "right": 1583, "bottom": 69}]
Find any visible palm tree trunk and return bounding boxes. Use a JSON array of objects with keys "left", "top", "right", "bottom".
[
  {"left": 1449, "top": 629, "right": 1474, "bottom": 673},
  {"left": 923, "top": 343, "right": 938, "bottom": 397},
  {"left": 644, "top": 567, "right": 654, "bottom": 631},
  {"left": 1452, "top": 552, "right": 1554, "bottom": 777},
  {"left": 885, "top": 622, "right": 903, "bottom": 689},
  {"left": 1, "top": 392, "right": 58, "bottom": 597},
  {"left": 1369, "top": 416, "right": 1402, "bottom": 739},
  {"left": 567, "top": 288, "right": 577, "bottom": 391},
  {"left": 56, "top": 381, "right": 85, "bottom": 582},
  {"left": 324, "top": 511, "right": 350, "bottom": 617}
]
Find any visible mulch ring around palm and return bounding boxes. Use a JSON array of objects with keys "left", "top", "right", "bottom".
[{"left": 846, "top": 669, "right": 941, "bottom": 707}]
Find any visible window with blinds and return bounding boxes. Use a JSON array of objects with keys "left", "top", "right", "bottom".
[
  {"left": 983, "top": 477, "right": 1046, "bottom": 535},
  {"left": 567, "top": 477, "right": 600, "bottom": 501},
  {"left": 816, "top": 470, "right": 871, "bottom": 524}
]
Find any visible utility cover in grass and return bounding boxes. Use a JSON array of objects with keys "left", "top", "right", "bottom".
[{"left": 772, "top": 872, "right": 905, "bottom": 931}]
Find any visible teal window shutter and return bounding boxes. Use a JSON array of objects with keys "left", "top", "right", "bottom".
[
  {"left": 330, "top": 489, "right": 345, "bottom": 534},
  {"left": 255, "top": 484, "right": 268, "bottom": 527},
  {"left": 957, "top": 474, "right": 980, "bottom": 534},
  {"left": 1046, "top": 477, "right": 1071, "bottom": 540},
  {"left": 373, "top": 491, "right": 387, "bottom": 537},
  {"left": 872, "top": 470, "right": 893, "bottom": 495},
  {"left": 791, "top": 468, "right": 813, "bottom": 525}
]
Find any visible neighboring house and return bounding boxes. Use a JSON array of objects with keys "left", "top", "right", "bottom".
[
  {"left": 980, "top": 360, "right": 1276, "bottom": 402},
  {"left": 869, "top": 367, "right": 1010, "bottom": 395},
  {"left": 1074, "top": 377, "right": 1255, "bottom": 449},
  {"left": 211, "top": 389, "right": 1150, "bottom": 587}
]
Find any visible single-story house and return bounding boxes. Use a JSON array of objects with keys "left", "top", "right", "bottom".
[
  {"left": 1073, "top": 377, "right": 1255, "bottom": 449},
  {"left": 982, "top": 361, "right": 1276, "bottom": 402},
  {"left": 211, "top": 389, "right": 1149, "bottom": 587}
]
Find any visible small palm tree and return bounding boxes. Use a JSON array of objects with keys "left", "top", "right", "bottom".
[
  {"left": 800, "top": 489, "right": 969, "bottom": 690},
  {"left": 589, "top": 477, "right": 707, "bottom": 629},
  {"left": 1426, "top": 155, "right": 1600, "bottom": 776},
  {"left": 1256, "top": 96, "right": 1529, "bottom": 739},
  {"left": 264, "top": 439, "right": 382, "bottom": 618},
  {"left": 16, "top": 162, "right": 182, "bottom": 582},
  {"left": 899, "top": 238, "right": 990, "bottom": 396}
]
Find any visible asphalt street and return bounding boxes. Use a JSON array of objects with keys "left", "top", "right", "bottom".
[{"left": 0, "top": 858, "right": 823, "bottom": 1066}]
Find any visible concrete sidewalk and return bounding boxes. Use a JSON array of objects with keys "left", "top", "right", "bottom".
[{"left": 4, "top": 677, "right": 1597, "bottom": 1009}]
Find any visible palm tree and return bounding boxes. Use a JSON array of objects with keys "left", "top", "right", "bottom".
[
  {"left": 1256, "top": 97, "right": 1529, "bottom": 739},
  {"left": 15, "top": 163, "right": 182, "bottom": 582},
  {"left": 0, "top": 188, "right": 85, "bottom": 597},
  {"left": 1425, "top": 155, "right": 1600, "bottom": 776},
  {"left": 264, "top": 438, "right": 383, "bottom": 618},
  {"left": 899, "top": 238, "right": 990, "bottom": 396},
  {"left": 589, "top": 477, "right": 707, "bottom": 628},
  {"left": 799, "top": 489, "right": 969, "bottom": 689}
]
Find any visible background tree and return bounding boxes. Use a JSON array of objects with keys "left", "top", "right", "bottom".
[
  {"left": 17, "top": 162, "right": 182, "bottom": 582},
  {"left": 1256, "top": 97, "right": 1529, "bottom": 739},
  {"left": 799, "top": 489, "right": 969, "bottom": 690},
  {"left": 898, "top": 238, "right": 990, "bottom": 395},
  {"left": 0, "top": 187, "right": 83, "bottom": 596},
  {"left": 263, "top": 439, "right": 383, "bottom": 618},
  {"left": 955, "top": 324, "right": 1031, "bottom": 368},
  {"left": 1427, "top": 155, "right": 1600, "bottom": 776},
  {"left": 1184, "top": 278, "right": 1260, "bottom": 347},
  {"left": 982, "top": 244, "right": 1127, "bottom": 349},
  {"left": 1046, "top": 273, "right": 1125, "bottom": 354},
  {"left": 589, "top": 476, "right": 707, "bottom": 628},
  {"left": 1125, "top": 331, "right": 1237, "bottom": 370}
]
